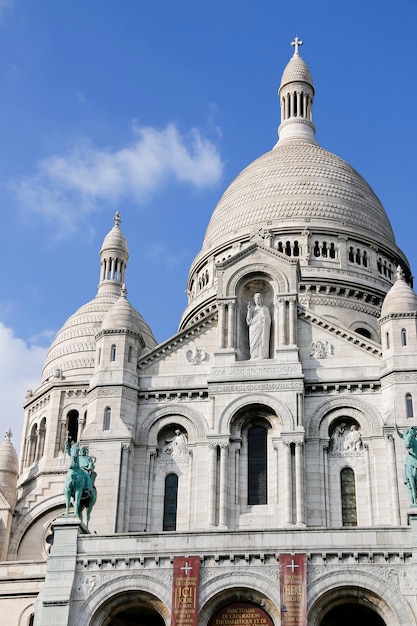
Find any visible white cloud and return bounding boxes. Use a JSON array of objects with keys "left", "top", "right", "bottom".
[
  {"left": 12, "top": 122, "right": 223, "bottom": 237},
  {"left": 0, "top": 322, "right": 47, "bottom": 455}
]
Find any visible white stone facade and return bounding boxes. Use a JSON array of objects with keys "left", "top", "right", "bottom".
[{"left": 0, "top": 41, "right": 417, "bottom": 625}]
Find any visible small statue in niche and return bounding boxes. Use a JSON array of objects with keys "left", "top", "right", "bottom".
[
  {"left": 246, "top": 293, "right": 271, "bottom": 359},
  {"left": 330, "top": 422, "right": 346, "bottom": 452},
  {"left": 344, "top": 424, "right": 362, "bottom": 452},
  {"left": 163, "top": 430, "right": 188, "bottom": 456}
]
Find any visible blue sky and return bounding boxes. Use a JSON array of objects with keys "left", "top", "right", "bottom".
[{"left": 0, "top": 0, "right": 416, "bottom": 452}]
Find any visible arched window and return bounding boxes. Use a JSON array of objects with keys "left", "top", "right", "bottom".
[
  {"left": 248, "top": 426, "right": 267, "bottom": 505},
  {"left": 97, "top": 347, "right": 101, "bottom": 365},
  {"left": 128, "top": 345, "right": 133, "bottom": 363},
  {"left": 28, "top": 424, "right": 38, "bottom": 466},
  {"left": 406, "top": 394, "right": 414, "bottom": 418},
  {"left": 36, "top": 417, "right": 47, "bottom": 461},
  {"left": 355, "top": 327, "right": 372, "bottom": 339},
  {"left": 110, "top": 344, "right": 117, "bottom": 362},
  {"left": 386, "top": 332, "right": 390, "bottom": 350},
  {"left": 104, "top": 407, "right": 111, "bottom": 431},
  {"left": 67, "top": 410, "right": 79, "bottom": 443},
  {"left": 401, "top": 328, "right": 407, "bottom": 346},
  {"left": 163, "top": 473, "right": 178, "bottom": 531},
  {"left": 341, "top": 467, "right": 357, "bottom": 526},
  {"left": 28, "top": 615, "right": 34, "bottom": 626}
]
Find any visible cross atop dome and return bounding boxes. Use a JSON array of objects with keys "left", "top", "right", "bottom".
[
  {"left": 114, "top": 211, "right": 121, "bottom": 227},
  {"left": 291, "top": 36, "right": 303, "bottom": 56}
]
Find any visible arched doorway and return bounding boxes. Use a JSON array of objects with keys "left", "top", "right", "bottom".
[
  {"left": 103, "top": 605, "right": 165, "bottom": 626},
  {"left": 105, "top": 604, "right": 165, "bottom": 625},
  {"left": 319, "top": 602, "right": 386, "bottom": 626},
  {"left": 95, "top": 592, "right": 168, "bottom": 626}
]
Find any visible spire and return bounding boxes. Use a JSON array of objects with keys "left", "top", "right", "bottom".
[
  {"left": 97, "top": 212, "right": 130, "bottom": 297},
  {"left": 275, "top": 37, "right": 317, "bottom": 146}
]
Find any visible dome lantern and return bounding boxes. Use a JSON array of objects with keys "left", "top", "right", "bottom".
[
  {"left": 97, "top": 211, "right": 129, "bottom": 297},
  {"left": 276, "top": 37, "right": 317, "bottom": 146}
]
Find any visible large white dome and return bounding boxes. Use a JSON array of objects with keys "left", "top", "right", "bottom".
[{"left": 202, "top": 140, "right": 396, "bottom": 253}]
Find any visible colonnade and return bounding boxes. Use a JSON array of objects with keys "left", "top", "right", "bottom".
[{"left": 207, "top": 438, "right": 306, "bottom": 528}]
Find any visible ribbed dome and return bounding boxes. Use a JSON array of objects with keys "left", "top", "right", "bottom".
[
  {"left": 41, "top": 293, "right": 120, "bottom": 383},
  {"left": 280, "top": 52, "right": 313, "bottom": 90},
  {"left": 381, "top": 269, "right": 417, "bottom": 318},
  {"left": 202, "top": 141, "right": 395, "bottom": 252},
  {"left": 101, "top": 286, "right": 156, "bottom": 344}
]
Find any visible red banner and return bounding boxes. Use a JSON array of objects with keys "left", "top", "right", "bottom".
[
  {"left": 280, "top": 553, "right": 307, "bottom": 626},
  {"left": 171, "top": 556, "right": 200, "bottom": 626}
]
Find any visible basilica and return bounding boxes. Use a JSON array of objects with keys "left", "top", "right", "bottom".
[{"left": 0, "top": 39, "right": 417, "bottom": 625}]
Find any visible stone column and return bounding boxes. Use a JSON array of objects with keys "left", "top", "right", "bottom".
[
  {"left": 217, "top": 302, "right": 226, "bottom": 349},
  {"left": 116, "top": 442, "right": 131, "bottom": 533},
  {"left": 288, "top": 297, "right": 296, "bottom": 345},
  {"left": 323, "top": 444, "right": 330, "bottom": 526},
  {"left": 283, "top": 441, "right": 292, "bottom": 525},
  {"left": 364, "top": 443, "right": 374, "bottom": 526},
  {"left": 386, "top": 434, "right": 401, "bottom": 525},
  {"left": 279, "top": 298, "right": 286, "bottom": 346},
  {"left": 219, "top": 442, "right": 229, "bottom": 527},
  {"left": 208, "top": 444, "right": 218, "bottom": 526},
  {"left": 145, "top": 449, "right": 156, "bottom": 530},
  {"left": 227, "top": 301, "right": 235, "bottom": 349},
  {"left": 295, "top": 441, "right": 305, "bottom": 526}
]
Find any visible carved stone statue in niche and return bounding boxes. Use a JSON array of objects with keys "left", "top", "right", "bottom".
[
  {"left": 330, "top": 421, "right": 362, "bottom": 453},
  {"left": 163, "top": 429, "right": 188, "bottom": 456},
  {"left": 246, "top": 292, "right": 271, "bottom": 359}
]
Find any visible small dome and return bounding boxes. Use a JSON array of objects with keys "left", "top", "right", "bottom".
[
  {"left": 101, "top": 286, "right": 157, "bottom": 345},
  {"left": 100, "top": 211, "right": 128, "bottom": 257},
  {"left": 279, "top": 51, "right": 314, "bottom": 91},
  {"left": 381, "top": 268, "right": 417, "bottom": 318}
]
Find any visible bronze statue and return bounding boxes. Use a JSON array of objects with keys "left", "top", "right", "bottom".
[{"left": 64, "top": 435, "right": 97, "bottom": 526}]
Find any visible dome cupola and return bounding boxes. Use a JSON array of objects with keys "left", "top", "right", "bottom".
[{"left": 276, "top": 36, "right": 317, "bottom": 145}]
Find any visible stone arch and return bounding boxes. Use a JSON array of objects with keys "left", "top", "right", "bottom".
[
  {"left": 77, "top": 572, "right": 171, "bottom": 626},
  {"left": 137, "top": 404, "right": 207, "bottom": 444},
  {"left": 307, "top": 568, "right": 414, "bottom": 626},
  {"left": 199, "top": 570, "right": 280, "bottom": 626},
  {"left": 219, "top": 393, "right": 294, "bottom": 434},
  {"left": 18, "top": 602, "right": 36, "bottom": 626},
  {"left": 226, "top": 261, "right": 290, "bottom": 297},
  {"left": 9, "top": 496, "right": 66, "bottom": 560},
  {"left": 308, "top": 397, "right": 383, "bottom": 439}
]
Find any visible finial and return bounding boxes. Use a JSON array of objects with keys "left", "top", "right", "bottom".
[
  {"left": 291, "top": 36, "right": 303, "bottom": 56},
  {"left": 113, "top": 211, "right": 121, "bottom": 227},
  {"left": 121, "top": 283, "right": 128, "bottom": 297},
  {"left": 5, "top": 429, "right": 12, "bottom": 442}
]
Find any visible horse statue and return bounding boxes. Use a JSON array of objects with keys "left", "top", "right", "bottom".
[
  {"left": 64, "top": 437, "right": 97, "bottom": 526},
  {"left": 396, "top": 423, "right": 417, "bottom": 505}
]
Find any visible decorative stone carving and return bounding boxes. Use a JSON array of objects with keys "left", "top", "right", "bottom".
[
  {"left": 310, "top": 340, "right": 334, "bottom": 359},
  {"left": 329, "top": 422, "right": 362, "bottom": 454},
  {"left": 186, "top": 347, "right": 206, "bottom": 364}
]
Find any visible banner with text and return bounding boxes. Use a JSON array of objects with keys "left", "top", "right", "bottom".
[
  {"left": 210, "top": 602, "right": 273, "bottom": 626},
  {"left": 171, "top": 556, "right": 200, "bottom": 626},
  {"left": 280, "top": 553, "right": 307, "bottom": 626}
]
